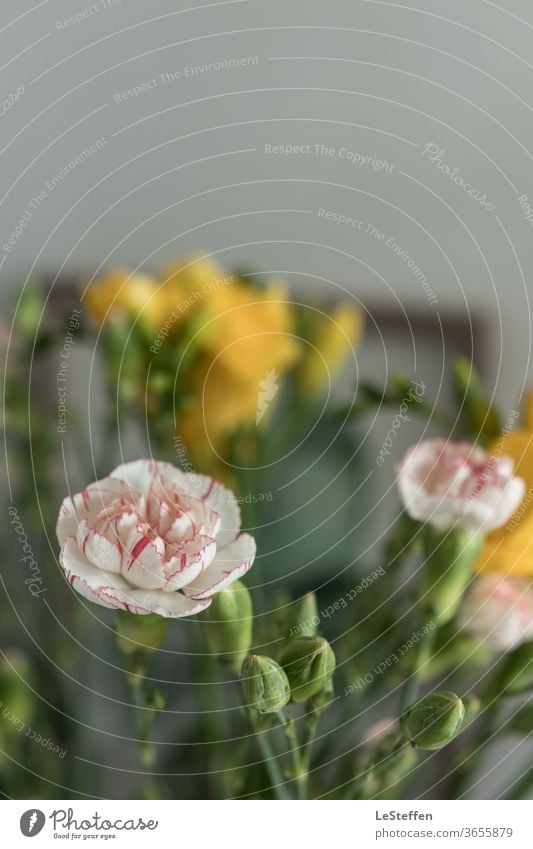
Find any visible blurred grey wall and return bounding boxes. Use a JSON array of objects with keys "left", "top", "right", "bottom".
[{"left": 1, "top": 0, "right": 532, "bottom": 413}]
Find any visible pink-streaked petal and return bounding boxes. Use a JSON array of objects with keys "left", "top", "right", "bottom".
[
  {"left": 143, "top": 463, "right": 235, "bottom": 544},
  {"left": 111, "top": 459, "right": 159, "bottom": 497},
  {"left": 76, "top": 519, "right": 122, "bottom": 574},
  {"left": 61, "top": 537, "right": 131, "bottom": 595},
  {"left": 56, "top": 478, "right": 140, "bottom": 545},
  {"left": 184, "top": 475, "right": 241, "bottom": 547},
  {"left": 121, "top": 529, "right": 166, "bottom": 590},
  {"left": 119, "top": 588, "right": 211, "bottom": 618},
  {"left": 163, "top": 536, "right": 217, "bottom": 592},
  {"left": 183, "top": 534, "right": 256, "bottom": 599},
  {"left": 60, "top": 537, "right": 210, "bottom": 617}
]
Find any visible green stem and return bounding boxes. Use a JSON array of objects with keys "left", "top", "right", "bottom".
[
  {"left": 399, "top": 628, "right": 435, "bottom": 715},
  {"left": 247, "top": 709, "right": 290, "bottom": 800},
  {"left": 278, "top": 711, "right": 306, "bottom": 799},
  {"left": 127, "top": 658, "right": 161, "bottom": 799},
  {"left": 349, "top": 737, "right": 413, "bottom": 800}
]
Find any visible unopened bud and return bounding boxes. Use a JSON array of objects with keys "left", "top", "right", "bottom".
[
  {"left": 402, "top": 691, "right": 465, "bottom": 750},
  {"left": 200, "top": 580, "right": 253, "bottom": 673},
  {"left": 285, "top": 592, "right": 319, "bottom": 638},
  {"left": 278, "top": 636, "right": 336, "bottom": 703},
  {"left": 241, "top": 655, "right": 291, "bottom": 714}
]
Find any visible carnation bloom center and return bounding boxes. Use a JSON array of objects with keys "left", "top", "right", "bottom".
[
  {"left": 424, "top": 452, "right": 507, "bottom": 500},
  {"left": 79, "top": 481, "right": 220, "bottom": 590}
]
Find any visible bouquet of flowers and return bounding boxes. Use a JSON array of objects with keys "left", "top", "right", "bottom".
[{"left": 3, "top": 255, "right": 532, "bottom": 800}]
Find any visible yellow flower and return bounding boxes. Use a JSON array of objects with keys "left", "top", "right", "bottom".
[
  {"left": 179, "top": 359, "right": 260, "bottom": 465},
  {"left": 475, "top": 402, "right": 533, "bottom": 577},
  {"left": 298, "top": 302, "right": 364, "bottom": 394},
  {"left": 198, "top": 279, "right": 300, "bottom": 384},
  {"left": 85, "top": 268, "right": 170, "bottom": 331},
  {"left": 160, "top": 254, "right": 228, "bottom": 303}
]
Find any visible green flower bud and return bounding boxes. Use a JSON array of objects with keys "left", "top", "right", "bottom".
[
  {"left": 241, "top": 655, "right": 291, "bottom": 715},
  {"left": 422, "top": 527, "right": 484, "bottom": 625},
  {"left": 285, "top": 592, "right": 319, "bottom": 638},
  {"left": 113, "top": 611, "right": 169, "bottom": 655},
  {"left": 200, "top": 580, "right": 252, "bottom": 674},
  {"left": 402, "top": 691, "right": 465, "bottom": 750},
  {"left": 278, "top": 636, "right": 336, "bottom": 703}
]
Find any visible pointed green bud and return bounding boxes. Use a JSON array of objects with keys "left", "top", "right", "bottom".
[
  {"left": 241, "top": 655, "right": 291, "bottom": 714},
  {"left": 278, "top": 636, "right": 336, "bottom": 703},
  {"left": 421, "top": 527, "right": 484, "bottom": 625},
  {"left": 113, "top": 611, "right": 169, "bottom": 655},
  {"left": 200, "top": 580, "right": 252, "bottom": 674},
  {"left": 285, "top": 592, "right": 319, "bottom": 638},
  {"left": 402, "top": 691, "right": 465, "bottom": 750}
]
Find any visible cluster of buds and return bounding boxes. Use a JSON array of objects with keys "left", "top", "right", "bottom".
[{"left": 197, "top": 586, "right": 336, "bottom": 713}]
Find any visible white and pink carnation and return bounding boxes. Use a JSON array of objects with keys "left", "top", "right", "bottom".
[
  {"left": 56, "top": 460, "right": 256, "bottom": 618},
  {"left": 459, "top": 574, "right": 533, "bottom": 651},
  {"left": 396, "top": 438, "right": 525, "bottom": 533}
]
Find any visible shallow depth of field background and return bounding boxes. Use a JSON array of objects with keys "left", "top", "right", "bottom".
[{"left": 1, "top": 0, "right": 532, "bottom": 799}]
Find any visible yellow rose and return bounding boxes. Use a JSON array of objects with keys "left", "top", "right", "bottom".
[
  {"left": 160, "top": 254, "right": 229, "bottom": 308},
  {"left": 85, "top": 268, "right": 171, "bottom": 331},
  {"left": 298, "top": 302, "right": 364, "bottom": 394},
  {"left": 198, "top": 279, "right": 300, "bottom": 384},
  {"left": 475, "top": 402, "right": 533, "bottom": 577},
  {"left": 179, "top": 359, "right": 260, "bottom": 465}
]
